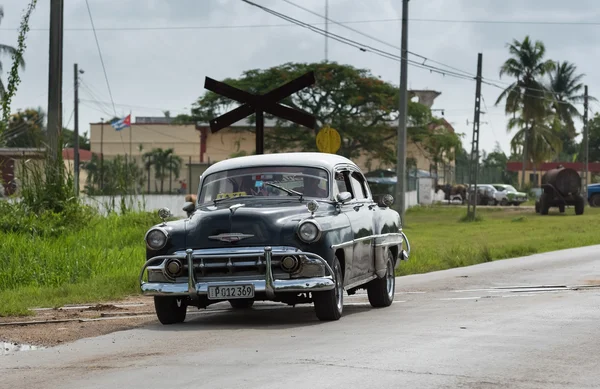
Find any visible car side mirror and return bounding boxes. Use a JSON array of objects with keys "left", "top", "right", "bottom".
[
  {"left": 182, "top": 201, "right": 195, "bottom": 215},
  {"left": 336, "top": 191, "right": 352, "bottom": 204}
]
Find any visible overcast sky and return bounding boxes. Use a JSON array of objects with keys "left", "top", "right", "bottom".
[{"left": 1, "top": 0, "right": 599, "bottom": 157}]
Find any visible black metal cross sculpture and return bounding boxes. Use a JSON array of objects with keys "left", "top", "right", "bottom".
[{"left": 203, "top": 71, "right": 317, "bottom": 154}]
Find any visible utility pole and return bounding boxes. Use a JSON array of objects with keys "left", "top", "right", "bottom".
[
  {"left": 73, "top": 63, "right": 84, "bottom": 195},
  {"left": 100, "top": 118, "right": 104, "bottom": 191},
  {"left": 467, "top": 53, "right": 483, "bottom": 220},
  {"left": 583, "top": 85, "right": 589, "bottom": 197},
  {"left": 47, "top": 0, "right": 64, "bottom": 162},
  {"left": 395, "top": 0, "right": 409, "bottom": 222},
  {"left": 324, "top": 0, "right": 329, "bottom": 61}
]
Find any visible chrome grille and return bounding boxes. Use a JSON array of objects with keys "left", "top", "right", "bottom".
[{"left": 189, "top": 254, "right": 288, "bottom": 280}]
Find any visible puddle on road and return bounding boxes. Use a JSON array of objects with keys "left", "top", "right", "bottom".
[{"left": 1, "top": 341, "right": 45, "bottom": 356}]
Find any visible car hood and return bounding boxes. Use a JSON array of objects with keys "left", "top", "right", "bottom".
[{"left": 185, "top": 200, "right": 332, "bottom": 249}]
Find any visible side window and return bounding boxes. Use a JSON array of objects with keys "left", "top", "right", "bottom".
[
  {"left": 334, "top": 171, "right": 349, "bottom": 195},
  {"left": 349, "top": 171, "right": 367, "bottom": 200}
]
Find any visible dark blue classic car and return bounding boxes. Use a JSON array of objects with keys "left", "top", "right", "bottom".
[{"left": 139, "top": 152, "right": 411, "bottom": 324}]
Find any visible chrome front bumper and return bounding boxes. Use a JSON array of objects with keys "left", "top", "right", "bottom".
[
  {"left": 399, "top": 231, "right": 411, "bottom": 262},
  {"left": 139, "top": 246, "right": 336, "bottom": 299}
]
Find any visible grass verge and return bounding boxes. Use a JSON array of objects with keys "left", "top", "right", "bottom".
[
  {"left": 396, "top": 205, "right": 600, "bottom": 276},
  {"left": 0, "top": 211, "right": 158, "bottom": 316}
]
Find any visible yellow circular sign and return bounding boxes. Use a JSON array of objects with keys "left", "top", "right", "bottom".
[{"left": 316, "top": 126, "right": 341, "bottom": 154}]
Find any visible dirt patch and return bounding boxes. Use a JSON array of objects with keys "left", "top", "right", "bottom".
[{"left": 0, "top": 295, "right": 157, "bottom": 348}]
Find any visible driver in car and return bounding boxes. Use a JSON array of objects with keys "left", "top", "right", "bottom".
[{"left": 303, "top": 175, "right": 327, "bottom": 198}]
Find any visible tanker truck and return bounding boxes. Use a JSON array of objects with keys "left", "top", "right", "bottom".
[{"left": 535, "top": 166, "right": 585, "bottom": 215}]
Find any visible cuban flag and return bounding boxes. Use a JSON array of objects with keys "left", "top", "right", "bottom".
[{"left": 111, "top": 114, "right": 131, "bottom": 131}]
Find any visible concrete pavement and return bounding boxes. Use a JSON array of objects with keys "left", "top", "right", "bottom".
[{"left": 2, "top": 245, "right": 600, "bottom": 388}]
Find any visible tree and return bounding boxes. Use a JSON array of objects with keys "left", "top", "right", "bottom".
[
  {"left": 183, "top": 62, "right": 434, "bottom": 166},
  {"left": 143, "top": 148, "right": 183, "bottom": 193},
  {"left": 482, "top": 142, "right": 517, "bottom": 184},
  {"left": 62, "top": 128, "right": 90, "bottom": 150},
  {"left": 82, "top": 154, "right": 145, "bottom": 195},
  {"left": 3, "top": 107, "right": 45, "bottom": 147},
  {"left": 0, "top": 6, "right": 26, "bottom": 100},
  {"left": 587, "top": 113, "right": 600, "bottom": 163},
  {"left": 419, "top": 121, "right": 463, "bottom": 185},
  {"left": 495, "top": 36, "right": 556, "bottom": 187}
]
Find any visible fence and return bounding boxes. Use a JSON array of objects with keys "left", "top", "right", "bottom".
[{"left": 453, "top": 163, "right": 511, "bottom": 185}]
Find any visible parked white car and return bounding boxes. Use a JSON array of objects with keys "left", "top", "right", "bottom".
[
  {"left": 491, "top": 184, "right": 528, "bottom": 206},
  {"left": 467, "top": 184, "right": 498, "bottom": 205}
]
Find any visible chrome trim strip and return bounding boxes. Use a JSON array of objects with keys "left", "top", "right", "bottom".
[
  {"left": 186, "top": 249, "right": 196, "bottom": 295},
  {"left": 344, "top": 275, "right": 377, "bottom": 291},
  {"left": 330, "top": 232, "right": 405, "bottom": 249},
  {"left": 264, "top": 247, "right": 275, "bottom": 299}
]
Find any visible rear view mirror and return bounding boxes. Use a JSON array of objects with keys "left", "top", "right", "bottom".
[
  {"left": 336, "top": 191, "right": 352, "bottom": 204},
  {"left": 183, "top": 202, "right": 195, "bottom": 216}
]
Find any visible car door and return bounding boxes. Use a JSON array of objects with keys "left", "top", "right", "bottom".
[{"left": 343, "top": 168, "right": 375, "bottom": 284}]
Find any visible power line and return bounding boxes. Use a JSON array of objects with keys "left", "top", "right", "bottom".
[
  {"left": 240, "top": 0, "right": 477, "bottom": 82},
  {"left": 84, "top": 0, "right": 117, "bottom": 117},
  {"left": 4, "top": 17, "right": 600, "bottom": 31},
  {"left": 79, "top": 98, "right": 189, "bottom": 114},
  {"left": 280, "top": 0, "right": 480, "bottom": 80}
]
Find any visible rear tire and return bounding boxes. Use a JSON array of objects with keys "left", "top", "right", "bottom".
[
  {"left": 229, "top": 299, "right": 254, "bottom": 309},
  {"left": 154, "top": 296, "right": 187, "bottom": 325},
  {"left": 539, "top": 193, "right": 549, "bottom": 215},
  {"left": 313, "top": 256, "right": 343, "bottom": 321},
  {"left": 367, "top": 250, "right": 395, "bottom": 308},
  {"left": 575, "top": 195, "right": 585, "bottom": 215}
]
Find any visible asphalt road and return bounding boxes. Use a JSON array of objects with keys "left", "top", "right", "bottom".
[{"left": 2, "top": 245, "right": 600, "bottom": 389}]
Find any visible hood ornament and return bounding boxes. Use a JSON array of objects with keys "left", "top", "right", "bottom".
[{"left": 208, "top": 232, "right": 254, "bottom": 243}]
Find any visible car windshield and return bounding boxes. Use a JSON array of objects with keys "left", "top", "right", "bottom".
[{"left": 197, "top": 166, "right": 329, "bottom": 204}]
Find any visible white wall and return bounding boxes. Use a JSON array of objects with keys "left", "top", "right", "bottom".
[{"left": 81, "top": 195, "right": 190, "bottom": 217}]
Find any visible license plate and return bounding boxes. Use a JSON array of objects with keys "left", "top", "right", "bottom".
[{"left": 207, "top": 284, "right": 255, "bottom": 300}]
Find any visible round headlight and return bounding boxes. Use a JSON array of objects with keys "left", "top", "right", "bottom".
[
  {"left": 297, "top": 220, "right": 321, "bottom": 243},
  {"left": 146, "top": 228, "right": 168, "bottom": 250}
]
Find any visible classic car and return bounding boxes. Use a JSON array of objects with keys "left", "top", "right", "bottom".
[
  {"left": 491, "top": 184, "right": 528, "bottom": 206},
  {"left": 139, "top": 152, "right": 411, "bottom": 324}
]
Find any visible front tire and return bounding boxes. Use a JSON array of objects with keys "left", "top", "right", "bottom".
[
  {"left": 154, "top": 296, "right": 187, "bottom": 325},
  {"left": 313, "top": 255, "right": 343, "bottom": 321},
  {"left": 367, "top": 250, "right": 395, "bottom": 308}
]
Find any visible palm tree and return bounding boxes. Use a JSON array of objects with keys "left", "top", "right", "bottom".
[
  {"left": 0, "top": 6, "right": 26, "bottom": 98},
  {"left": 494, "top": 36, "right": 555, "bottom": 187},
  {"left": 506, "top": 104, "right": 562, "bottom": 180},
  {"left": 143, "top": 148, "right": 183, "bottom": 193}
]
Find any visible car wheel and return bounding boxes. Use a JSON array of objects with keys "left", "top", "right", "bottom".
[
  {"left": 590, "top": 194, "right": 600, "bottom": 207},
  {"left": 539, "top": 193, "right": 549, "bottom": 215},
  {"left": 367, "top": 250, "right": 395, "bottom": 308},
  {"left": 154, "top": 296, "right": 187, "bottom": 325},
  {"left": 575, "top": 195, "right": 585, "bottom": 215},
  {"left": 313, "top": 255, "right": 343, "bottom": 321},
  {"left": 229, "top": 299, "right": 254, "bottom": 309},
  {"left": 500, "top": 199, "right": 509, "bottom": 206}
]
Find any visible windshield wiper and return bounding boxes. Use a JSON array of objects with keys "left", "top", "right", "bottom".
[{"left": 264, "top": 182, "right": 304, "bottom": 200}]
